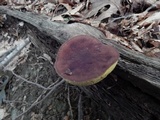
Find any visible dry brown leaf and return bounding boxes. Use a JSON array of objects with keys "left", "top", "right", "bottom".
[
  {"left": 90, "top": 20, "right": 100, "bottom": 28},
  {"left": 139, "top": 12, "right": 160, "bottom": 26},
  {"left": 41, "top": 3, "right": 56, "bottom": 15},
  {"left": 85, "top": 0, "right": 90, "bottom": 10},
  {"left": 145, "top": 0, "right": 157, "bottom": 4},
  {"left": 130, "top": 41, "right": 143, "bottom": 52},
  {"left": 51, "top": 3, "right": 84, "bottom": 21},
  {"left": 145, "top": 48, "right": 160, "bottom": 58},
  {"left": 58, "top": 0, "right": 75, "bottom": 6},
  {"left": 12, "top": 0, "right": 24, "bottom": 4},
  {"left": 104, "top": 30, "right": 132, "bottom": 49},
  {"left": 59, "top": 3, "right": 72, "bottom": 11},
  {"left": 95, "top": 3, "right": 118, "bottom": 21},
  {"left": 63, "top": 115, "right": 69, "bottom": 120},
  {"left": 155, "top": 52, "right": 160, "bottom": 58},
  {"left": 147, "top": 40, "right": 160, "bottom": 48},
  {"left": 85, "top": 0, "right": 120, "bottom": 21},
  {"left": 0, "top": 0, "right": 6, "bottom": 5},
  {"left": 68, "top": 3, "right": 84, "bottom": 15},
  {"left": 46, "top": 0, "right": 58, "bottom": 4},
  {"left": 51, "top": 15, "right": 64, "bottom": 21},
  {"left": 104, "top": 30, "right": 116, "bottom": 39}
]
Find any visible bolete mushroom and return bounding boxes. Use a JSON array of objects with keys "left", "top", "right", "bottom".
[{"left": 54, "top": 35, "right": 119, "bottom": 86}]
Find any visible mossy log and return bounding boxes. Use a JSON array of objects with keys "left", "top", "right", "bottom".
[{"left": 0, "top": 6, "right": 160, "bottom": 120}]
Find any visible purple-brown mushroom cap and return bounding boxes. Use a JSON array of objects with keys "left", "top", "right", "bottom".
[{"left": 54, "top": 35, "right": 119, "bottom": 86}]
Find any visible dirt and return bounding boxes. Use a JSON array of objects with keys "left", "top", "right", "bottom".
[{"left": 0, "top": 16, "right": 105, "bottom": 120}]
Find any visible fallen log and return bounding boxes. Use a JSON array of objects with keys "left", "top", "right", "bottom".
[{"left": 0, "top": 6, "right": 160, "bottom": 120}]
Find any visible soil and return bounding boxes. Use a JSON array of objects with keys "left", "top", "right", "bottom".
[{"left": 0, "top": 16, "right": 105, "bottom": 120}]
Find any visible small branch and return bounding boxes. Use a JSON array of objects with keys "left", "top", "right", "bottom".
[
  {"left": 14, "top": 79, "right": 65, "bottom": 120},
  {"left": 78, "top": 92, "right": 83, "bottom": 120},
  {"left": 3, "top": 100, "right": 29, "bottom": 105},
  {"left": 67, "top": 86, "right": 73, "bottom": 120},
  {"left": 36, "top": 79, "right": 65, "bottom": 105},
  {"left": 15, "top": 91, "right": 43, "bottom": 120},
  {"left": 9, "top": 70, "right": 51, "bottom": 90}
]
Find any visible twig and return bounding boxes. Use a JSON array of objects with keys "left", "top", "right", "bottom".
[
  {"left": 36, "top": 79, "right": 65, "bottom": 105},
  {"left": 30, "top": 0, "right": 39, "bottom": 6},
  {"left": 67, "top": 86, "right": 73, "bottom": 120},
  {"left": 47, "top": 77, "right": 62, "bottom": 88},
  {"left": 15, "top": 91, "right": 43, "bottom": 120},
  {"left": 9, "top": 70, "right": 51, "bottom": 90},
  {"left": 14, "top": 79, "right": 65, "bottom": 120},
  {"left": 78, "top": 92, "right": 83, "bottom": 120},
  {"left": 109, "top": 1, "right": 159, "bottom": 24},
  {"left": 3, "top": 99, "right": 29, "bottom": 105}
]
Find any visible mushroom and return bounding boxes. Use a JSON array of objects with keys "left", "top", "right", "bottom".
[{"left": 54, "top": 35, "right": 119, "bottom": 86}]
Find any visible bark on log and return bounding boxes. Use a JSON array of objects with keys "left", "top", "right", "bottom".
[{"left": 0, "top": 6, "right": 160, "bottom": 120}]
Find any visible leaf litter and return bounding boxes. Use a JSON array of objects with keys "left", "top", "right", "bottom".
[
  {"left": 0, "top": 1, "right": 104, "bottom": 119},
  {"left": 0, "top": 0, "right": 160, "bottom": 119}
]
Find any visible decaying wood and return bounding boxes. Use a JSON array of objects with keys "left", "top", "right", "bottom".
[{"left": 0, "top": 6, "right": 160, "bottom": 120}]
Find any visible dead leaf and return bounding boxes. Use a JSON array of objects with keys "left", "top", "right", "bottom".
[
  {"left": 60, "top": 3, "right": 72, "bottom": 11},
  {"left": 90, "top": 20, "right": 100, "bottom": 27},
  {"left": 51, "top": 15, "right": 64, "bottom": 21},
  {"left": 41, "top": 3, "right": 56, "bottom": 15},
  {"left": 0, "top": 0, "right": 6, "bottom": 5},
  {"left": 51, "top": 3, "right": 84, "bottom": 21},
  {"left": 0, "top": 108, "right": 8, "bottom": 120},
  {"left": 85, "top": 0, "right": 90, "bottom": 10},
  {"left": 139, "top": 11, "right": 160, "bottom": 26},
  {"left": 58, "top": 0, "right": 75, "bottom": 6},
  {"left": 95, "top": 3, "right": 118, "bottom": 21},
  {"left": 11, "top": 0, "right": 30, "bottom": 5},
  {"left": 147, "top": 40, "right": 160, "bottom": 48},
  {"left": 68, "top": 3, "right": 84, "bottom": 15},
  {"left": 63, "top": 115, "right": 69, "bottom": 120},
  {"left": 130, "top": 41, "right": 143, "bottom": 52},
  {"left": 145, "top": 48, "right": 160, "bottom": 58},
  {"left": 155, "top": 52, "right": 160, "bottom": 58},
  {"left": 85, "top": 0, "right": 120, "bottom": 21}
]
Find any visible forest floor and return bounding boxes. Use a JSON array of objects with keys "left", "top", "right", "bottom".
[
  {"left": 0, "top": 0, "right": 160, "bottom": 120},
  {"left": 0, "top": 17, "right": 104, "bottom": 120}
]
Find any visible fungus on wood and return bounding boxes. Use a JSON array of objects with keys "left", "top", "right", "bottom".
[{"left": 54, "top": 35, "right": 119, "bottom": 86}]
